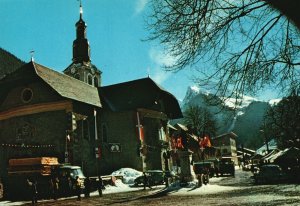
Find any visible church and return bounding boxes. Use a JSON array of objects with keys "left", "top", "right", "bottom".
[{"left": 0, "top": 4, "right": 182, "bottom": 177}]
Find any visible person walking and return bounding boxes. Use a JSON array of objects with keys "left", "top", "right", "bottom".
[
  {"left": 97, "top": 176, "right": 104, "bottom": 197},
  {"left": 51, "top": 176, "right": 59, "bottom": 200},
  {"left": 27, "top": 178, "right": 38, "bottom": 205},
  {"left": 84, "top": 176, "right": 91, "bottom": 198},
  {"left": 75, "top": 176, "right": 82, "bottom": 201},
  {"left": 143, "top": 172, "right": 152, "bottom": 190}
]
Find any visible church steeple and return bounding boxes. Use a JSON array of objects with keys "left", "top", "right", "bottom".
[
  {"left": 72, "top": 2, "right": 90, "bottom": 63},
  {"left": 64, "top": 1, "right": 102, "bottom": 88}
]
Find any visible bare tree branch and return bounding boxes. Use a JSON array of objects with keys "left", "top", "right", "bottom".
[{"left": 147, "top": 0, "right": 300, "bottom": 102}]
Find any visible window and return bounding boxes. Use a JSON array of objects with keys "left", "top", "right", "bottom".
[
  {"left": 74, "top": 73, "right": 80, "bottom": 80},
  {"left": 158, "top": 127, "right": 166, "bottom": 141},
  {"left": 21, "top": 88, "right": 33, "bottom": 103},
  {"left": 94, "top": 77, "right": 98, "bottom": 87},
  {"left": 87, "top": 74, "right": 93, "bottom": 85}
]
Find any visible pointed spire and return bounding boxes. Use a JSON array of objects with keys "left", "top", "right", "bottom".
[
  {"left": 73, "top": 0, "right": 90, "bottom": 63},
  {"left": 79, "top": 0, "right": 83, "bottom": 19}
]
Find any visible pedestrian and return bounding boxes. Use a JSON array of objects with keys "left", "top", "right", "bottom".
[
  {"left": 84, "top": 176, "right": 91, "bottom": 198},
  {"left": 27, "top": 178, "right": 38, "bottom": 205},
  {"left": 75, "top": 176, "right": 82, "bottom": 201},
  {"left": 164, "top": 172, "right": 169, "bottom": 187},
  {"left": 97, "top": 176, "right": 103, "bottom": 197},
  {"left": 51, "top": 176, "right": 59, "bottom": 200},
  {"left": 143, "top": 172, "right": 152, "bottom": 190}
]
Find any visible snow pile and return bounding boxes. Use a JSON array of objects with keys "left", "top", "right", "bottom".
[
  {"left": 100, "top": 179, "right": 140, "bottom": 195},
  {"left": 111, "top": 168, "right": 142, "bottom": 184}
]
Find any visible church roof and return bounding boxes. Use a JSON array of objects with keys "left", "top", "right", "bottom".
[
  {"left": 0, "top": 61, "right": 101, "bottom": 107},
  {"left": 32, "top": 62, "right": 101, "bottom": 107},
  {"left": 100, "top": 77, "right": 182, "bottom": 119}
]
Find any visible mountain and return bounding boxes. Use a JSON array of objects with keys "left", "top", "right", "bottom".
[
  {"left": 0, "top": 48, "right": 25, "bottom": 79},
  {"left": 181, "top": 85, "right": 272, "bottom": 149}
]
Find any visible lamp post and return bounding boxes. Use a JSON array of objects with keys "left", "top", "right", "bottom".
[
  {"left": 94, "top": 109, "right": 99, "bottom": 177},
  {"left": 94, "top": 109, "right": 98, "bottom": 141},
  {"left": 65, "top": 132, "right": 70, "bottom": 163}
]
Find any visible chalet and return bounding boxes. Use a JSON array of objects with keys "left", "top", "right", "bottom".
[{"left": 211, "top": 132, "right": 238, "bottom": 164}]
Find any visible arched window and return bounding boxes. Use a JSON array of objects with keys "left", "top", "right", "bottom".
[
  {"left": 94, "top": 77, "right": 99, "bottom": 87},
  {"left": 74, "top": 73, "right": 80, "bottom": 80},
  {"left": 102, "top": 124, "right": 108, "bottom": 143},
  {"left": 87, "top": 74, "right": 93, "bottom": 85},
  {"left": 21, "top": 88, "right": 33, "bottom": 103}
]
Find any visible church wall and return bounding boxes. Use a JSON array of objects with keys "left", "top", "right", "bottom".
[
  {"left": 98, "top": 110, "right": 142, "bottom": 174},
  {"left": 0, "top": 110, "right": 67, "bottom": 178},
  {"left": 0, "top": 78, "right": 75, "bottom": 179}
]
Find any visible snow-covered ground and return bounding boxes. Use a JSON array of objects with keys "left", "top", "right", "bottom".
[{"left": 1, "top": 168, "right": 300, "bottom": 205}]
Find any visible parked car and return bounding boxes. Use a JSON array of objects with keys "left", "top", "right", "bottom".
[
  {"left": 134, "top": 170, "right": 175, "bottom": 186},
  {"left": 217, "top": 157, "right": 235, "bottom": 177},
  {"left": 193, "top": 162, "right": 212, "bottom": 187},
  {"left": 253, "top": 164, "right": 288, "bottom": 184},
  {"left": 193, "top": 161, "right": 215, "bottom": 177}
]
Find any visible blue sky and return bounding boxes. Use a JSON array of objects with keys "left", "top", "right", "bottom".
[{"left": 0, "top": 0, "right": 279, "bottom": 102}]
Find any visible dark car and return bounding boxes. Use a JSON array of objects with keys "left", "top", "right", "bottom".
[
  {"left": 253, "top": 164, "right": 288, "bottom": 184},
  {"left": 217, "top": 157, "right": 235, "bottom": 177},
  {"left": 134, "top": 170, "right": 174, "bottom": 186},
  {"left": 193, "top": 161, "right": 215, "bottom": 177}
]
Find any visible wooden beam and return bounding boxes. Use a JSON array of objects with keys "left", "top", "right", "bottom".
[
  {"left": 0, "top": 100, "right": 73, "bottom": 121},
  {"left": 137, "top": 108, "right": 168, "bottom": 120}
]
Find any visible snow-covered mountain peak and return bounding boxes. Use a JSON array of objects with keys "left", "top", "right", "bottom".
[
  {"left": 223, "top": 95, "right": 259, "bottom": 109},
  {"left": 269, "top": 98, "right": 281, "bottom": 105},
  {"left": 190, "top": 85, "right": 200, "bottom": 94}
]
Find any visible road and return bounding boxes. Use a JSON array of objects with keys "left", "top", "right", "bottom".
[{"left": 13, "top": 169, "right": 300, "bottom": 205}]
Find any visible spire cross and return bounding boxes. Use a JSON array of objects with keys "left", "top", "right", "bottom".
[
  {"left": 79, "top": 0, "right": 83, "bottom": 18},
  {"left": 30, "top": 50, "right": 35, "bottom": 62}
]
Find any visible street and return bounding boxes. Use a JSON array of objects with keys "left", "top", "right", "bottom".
[{"left": 5, "top": 168, "right": 300, "bottom": 206}]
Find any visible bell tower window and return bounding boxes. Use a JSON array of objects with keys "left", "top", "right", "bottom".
[
  {"left": 87, "top": 74, "right": 93, "bottom": 85},
  {"left": 94, "top": 77, "right": 99, "bottom": 87}
]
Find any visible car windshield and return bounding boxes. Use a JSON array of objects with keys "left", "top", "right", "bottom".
[
  {"left": 59, "top": 168, "right": 85, "bottom": 179},
  {"left": 71, "top": 168, "right": 84, "bottom": 177}
]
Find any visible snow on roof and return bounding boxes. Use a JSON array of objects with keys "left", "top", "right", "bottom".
[{"left": 256, "top": 139, "right": 278, "bottom": 155}]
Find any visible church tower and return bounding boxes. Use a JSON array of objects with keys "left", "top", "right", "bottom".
[{"left": 64, "top": 2, "right": 102, "bottom": 87}]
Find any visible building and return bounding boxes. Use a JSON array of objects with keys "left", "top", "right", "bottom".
[
  {"left": 0, "top": 4, "right": 182, "bottom": 179},
  {"left": 211, "top": 132, "right": 238, "bottom": 164}
]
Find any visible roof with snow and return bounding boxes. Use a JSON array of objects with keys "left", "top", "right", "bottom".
[
  {"left": 213, "top": 132, "right": 237, "bottom": 140},
  {"left": 256, "top": 139, "right": 278, "bottom": 155}
]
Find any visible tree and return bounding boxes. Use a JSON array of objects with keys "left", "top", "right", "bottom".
[
  {"left": 264, "top": 92, "right": 300, "bottom": 148},
  {"left": 147, "top": 0, "right": 300, "bottom": 101},
  {"left": 183, "top": 105, "right": 216, "bottom": 137}
]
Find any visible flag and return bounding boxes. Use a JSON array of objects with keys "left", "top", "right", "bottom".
[
  {"left": 199, "top": 136, "right": 212, "bottom": 147},
  {"left": 136, "top": 112, "right": 144, "bottom": 142},
  {"left": 177, "top": 137, "right": 184, "bottom": 149}
]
